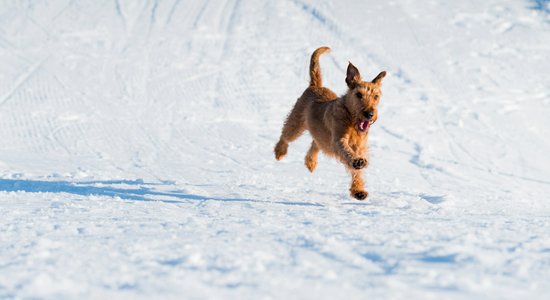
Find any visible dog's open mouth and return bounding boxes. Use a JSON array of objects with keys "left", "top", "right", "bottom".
[{"left": 357, "top": 120, "right": 371, "bottom": 132}]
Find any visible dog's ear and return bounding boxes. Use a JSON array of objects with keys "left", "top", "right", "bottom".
[
  {"left": 346, "top": 62, "right": 361, "bottom": 88},
  {"left": 372, "top": 71, "right": 387, "bottom": 85}
]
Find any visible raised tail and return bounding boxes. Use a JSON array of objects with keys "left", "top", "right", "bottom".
[{"left": 309, "top": 46, "right": 331, "bottom": 88}]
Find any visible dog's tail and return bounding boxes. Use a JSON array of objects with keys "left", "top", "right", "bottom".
[{"left": 309, "top": 46, "right": 330, "bottom": 88}]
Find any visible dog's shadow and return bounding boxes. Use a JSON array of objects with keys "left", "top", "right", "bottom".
[{"left": 0, "top": 178, "right": 323, "bottom": 207}]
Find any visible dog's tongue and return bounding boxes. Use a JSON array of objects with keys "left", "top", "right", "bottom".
[{"left": 358, "top": 120, "right": 370, "bottom": 132}]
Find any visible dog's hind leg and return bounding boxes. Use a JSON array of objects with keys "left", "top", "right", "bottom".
[
  {"left": 349, "top": 170, "right": 368, "bottom": 200},
  {"left": 275, "top": 99, "right": 307, "bottom": 160},
  {"left": 304, "top": 140, "right": 319, "bottom": 172}
]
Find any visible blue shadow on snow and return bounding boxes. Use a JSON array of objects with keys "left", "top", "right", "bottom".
[
  {"left": 531, "top": 0, "right": 550, "bottom": 14},
  {"left": 0, "top": 178, "right": 323, "bottom": 207}
]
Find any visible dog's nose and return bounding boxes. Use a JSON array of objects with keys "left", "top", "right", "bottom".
[{"left": 363, "top": 111, "right": 374, "bottom": 119}]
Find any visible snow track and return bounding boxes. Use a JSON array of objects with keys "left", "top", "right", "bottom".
[{"left": 1, "top": 0, "right": 550, "bottom": 299}]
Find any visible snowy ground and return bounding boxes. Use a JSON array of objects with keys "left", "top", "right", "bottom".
[{"left": 1, "top": 0, "right": 550, "bottom": 299}]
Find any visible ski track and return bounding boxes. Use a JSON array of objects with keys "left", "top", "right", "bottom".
[{"left": 1, "top": 0, "right": 550, "bottom": 299}]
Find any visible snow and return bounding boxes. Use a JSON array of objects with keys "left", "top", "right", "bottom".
[{"left": 1, "top": 0, "right": 550, "bottom": 299}]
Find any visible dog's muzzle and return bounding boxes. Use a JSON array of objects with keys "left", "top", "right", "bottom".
[
  {"left": 363, "top": 111, "right": 374, "bottom": 119},
  {"left": 357, "top": 111, "right": 374, "bottom": 132}
]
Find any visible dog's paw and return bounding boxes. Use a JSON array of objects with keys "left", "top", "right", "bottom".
[
  {"left": 274, "top": 141, "right": 288, "bottom": 160},
  {"left": 305, "top": 157, "right": 317, "bottom": 172},
  {"left": 352, "top": 158, "right": 367, "bottom": 169},
  {"left": 353, "top": 191, "right": 368, "bottom": 200}
]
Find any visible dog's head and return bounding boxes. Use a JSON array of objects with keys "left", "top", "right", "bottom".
[{"left": 344, "top": 62, "right": 386, "bottom": 132}]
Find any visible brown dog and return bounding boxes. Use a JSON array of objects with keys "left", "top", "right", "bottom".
[{"left": 274, "top": 47, "right": 386, "bottom": 200}]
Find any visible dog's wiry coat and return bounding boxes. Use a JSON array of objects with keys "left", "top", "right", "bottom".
[{"left": 274, "top": 47, "right": 386, "bottom": 200}]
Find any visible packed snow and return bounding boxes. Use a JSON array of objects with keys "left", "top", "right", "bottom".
[{"left": 1, "top": 0, "right": 550, "bottom": 299}]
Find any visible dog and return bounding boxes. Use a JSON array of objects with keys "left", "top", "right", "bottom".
[{"left": 274, "top": 47, "right": 386, "bottom": 200}]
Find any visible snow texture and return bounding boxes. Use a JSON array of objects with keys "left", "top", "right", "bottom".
[{"left": 1, "top": 0, "right": 550, "bottom": 299}]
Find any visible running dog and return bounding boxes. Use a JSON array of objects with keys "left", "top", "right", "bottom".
[{"left": 274, "top": 47, "right": 386, "bottom": 200}]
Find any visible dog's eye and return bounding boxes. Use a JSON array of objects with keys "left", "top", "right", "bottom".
[
  {"left": 374, "top": 95, "right": 379, "bottom": 100},
  {"left": 356, "top": 92, "right": 363, "bottom": 98}
]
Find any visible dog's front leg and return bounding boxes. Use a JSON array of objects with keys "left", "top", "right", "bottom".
[
  {"left": 349, "top": 170, "right": 367, "bottom": 200},
  {"left": 334, "top": 134, "right": 366, "bottom": 170}
]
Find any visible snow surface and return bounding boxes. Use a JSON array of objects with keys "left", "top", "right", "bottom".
[{"left": 1, "top": 0, "right": 550, "bottom": 299}]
